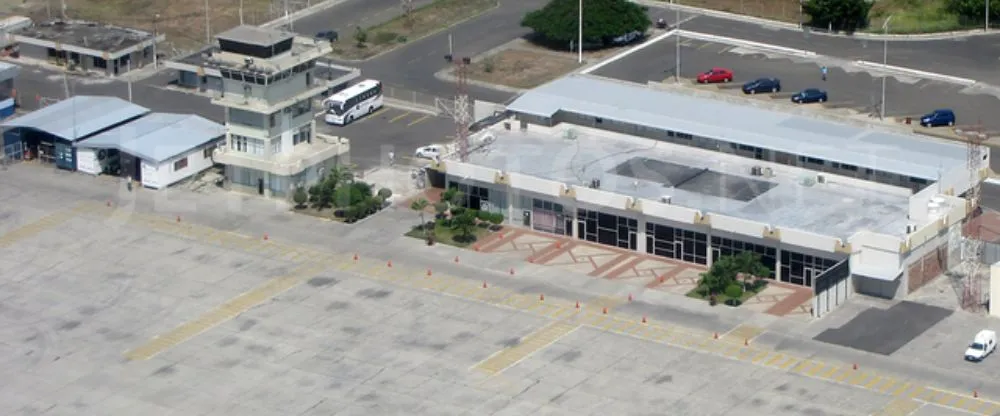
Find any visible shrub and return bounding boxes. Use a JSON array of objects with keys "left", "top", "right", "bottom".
[
  {"left": 292, "top": 187, "right": 307, "bottom": 208},
  {"left": 377, "top": 187, "right": 392, "bottom": 200},
  {"left": 724, "top": 284, "right": 744, "bottom": 300},
  {"left": 451, "top": 206, "right": 466, "bottom": 217},
  {"left": 482, "top": 56, "right": 496, "bottom": 73},
  {"left": 489, "top": 212, "right": 504, "bottom": 225},
  {"left": 477, "top": 210, "right": 492, "bottom": 221},
  {"left": 334, "top": 182, "right": 373, "bottom": 207}
]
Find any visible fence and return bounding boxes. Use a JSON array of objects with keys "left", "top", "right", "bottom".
[
  {"left": 2, "top": 141, "right": 23, "bottom": 167},
  {"left": 382, "top": 84, "right": 452, "bottom": 114}
]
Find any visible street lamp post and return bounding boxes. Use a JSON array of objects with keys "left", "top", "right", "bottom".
[
  {"left": 152, "top": 14, "right": 159, "bottom": 68},
  {"left": 879, "top": 15, "right": 893, "bottom": 120},
  {"left": 674, "top": 0, "right": 680, "bottom": 83},
  {"left": 577, "top": 0, "right": 583, "bottom": 64},
  {"left": 987, "top": 0, "right": 991, "bottom": 31}
]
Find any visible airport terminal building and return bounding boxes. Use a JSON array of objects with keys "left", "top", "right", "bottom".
[{"left": 432, "top": 75, "right": 986, "bottom": 317}]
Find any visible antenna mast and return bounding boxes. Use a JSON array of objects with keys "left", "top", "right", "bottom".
[
  {"left": 453, "top": 58, "right": 470, "bottom": 162},
  {"left": 961, "top": 120, "right": 987, "bottom": 312}
]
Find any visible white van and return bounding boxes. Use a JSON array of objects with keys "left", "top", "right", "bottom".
[{"left": 965, "top": 330, "right": 997, "bottom": 362}]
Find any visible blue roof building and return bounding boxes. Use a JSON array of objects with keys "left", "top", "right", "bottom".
[{"left": 1, "top": 96, "right": 149, "bottom": 169}]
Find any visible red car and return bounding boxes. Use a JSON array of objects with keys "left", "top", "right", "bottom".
[{"left": 697, "top": 67, "right": 734, "bottom": 83}]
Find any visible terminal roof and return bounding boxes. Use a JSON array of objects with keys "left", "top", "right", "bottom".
[
  {"left": 507, "top": 75, "right": 967, "bottom": 180},
  {"left": 76, "top": 113, "right": 225, "bottom": 163},
  {"left": 1, "top": 96, "right": 149, "bottom": 141},
  {"left": 13, "top": 20, "right": 155, "bottom": 52}
]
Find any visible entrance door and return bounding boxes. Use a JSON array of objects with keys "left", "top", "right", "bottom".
[
  {"left": 804, "top": 268, "right": 815, "bottom": 287},
  {"left": 576, "top": 220, "right": 586, "bottom": 241},
  {"left": 711, "top": 248, "right": 721, "bottom": 263},
  {"left": 564, "top": 218, "right": 573, "bottom": 237},
  {"left": 628, "top": 231, "right": 637, "bottom": 251},
  {"left": 257, "top": 178, "right": 265, "bottom": 195},
  {"left": 674, "top": 241, "right": 684, "bottom": 261}
]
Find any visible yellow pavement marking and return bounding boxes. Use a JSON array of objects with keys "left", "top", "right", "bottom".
[
  {"left": 764, "top": 353, "right": 785, "bottom": 367},
  {"left": 388, "top": 111, "right": 411, "bottom": 123},
  {"left": 474, "top": 322, "right": 579, "bottom": 375},
  {"left": 124, "top": 263, "right": 324, "bottom": 361},
  {"left": 876, "top": 378, "right": 898, "bottom": 394},
  {"left": 873, "top": 398, "right": 922, "bottom": 416},
  {"left": 0, "top": 208, "right": 77, "bottom": 248},
  {"left": 407, "top": 114, "right": 431, "bottom": 126},
  {"left": 64, "top": 208, "right": 1000, "bottom": 416},
  {"left": 724, "top": 324, "right": 766, "bottom": 343}
]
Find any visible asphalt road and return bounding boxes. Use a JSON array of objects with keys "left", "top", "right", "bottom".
[
  {"left": 668, "top": 7, "right": 1000, "bottom": 84},
  {"left": 316, "top": 107, "right": 454, "bottom": 169},
  {"left": 286, "top": 0, "right": 436, "bottom": 38},
  {"left": 13, "top": 65, "right": 224, "bottom": 122},
  {"left": 592, "top": 37, "right": 1000, "bottom": 130}
]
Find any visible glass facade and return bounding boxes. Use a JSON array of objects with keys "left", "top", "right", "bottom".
[
  {"left": 780, "top": 250, "right": 837, "bottom": 286},
  {"left": 711, "top": 236, "right": 777, "bottom": 278},
  {"left": 449, "top": 182, "right": 506, "bottom": 215},
  {"left": 645, "top": 222, "right": 708, "bottom": 265},
  {"left": 576, "top": 208, "right": 637, "bottom": 250}
]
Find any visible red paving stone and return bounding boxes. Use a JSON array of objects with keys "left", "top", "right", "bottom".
[
  {"left": 763, "top": 281, "right": 814, "bottom": 316},
  {"left": 527, "top": 240, "right": 577, "bottom": 264},
  {"left": 586, "top": 253, "right": 632, "bottom": 277},
  {"left": 476, "top": 229, "right": 524, "bottom": 253},
  {"left": 603, "top": 257, "right": 645, "bottom": 280}
]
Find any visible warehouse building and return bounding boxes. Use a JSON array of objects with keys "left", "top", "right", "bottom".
[
  {"left": 433, "top": 75, "right": 985, "bottom": 317},
  {"left": 1, "top": 96, "right": 149, "bottom": 169},
  {"left": 10, "top": 20, "right": 163, "bottom": 76},
  {"left": 75, "top": 113, "right": 225, "bottom": 189}
]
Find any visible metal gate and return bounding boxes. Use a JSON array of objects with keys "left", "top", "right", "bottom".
[
  {"left": 813, "top": 258, "right": 850, "bottom": 318},
  {"left": 2, "top": 140, "right": 23, "bottom": 166}
]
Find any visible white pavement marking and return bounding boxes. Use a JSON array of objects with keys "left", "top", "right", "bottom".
[{"left": 580, "top": 29, "right": 678, "bottom": 75}]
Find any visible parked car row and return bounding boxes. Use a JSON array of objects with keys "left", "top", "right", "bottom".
[{"left": 697, "top": 67, "right": 957, "bottom": 128}]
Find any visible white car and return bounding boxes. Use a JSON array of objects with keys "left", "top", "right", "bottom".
[
  {"left": 414, "top": 145, "right": 444, "bottom": 159},
  {"left": 965, "top": 330, "right": 997, "bottom": 362}
]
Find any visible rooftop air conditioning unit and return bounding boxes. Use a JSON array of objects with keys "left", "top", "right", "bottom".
[
  {"left": 906, "top": 223, "right": 917, "bottom": 234},
  {"left": 750, "top": 166, "right": 762, "bottom": 176},
  {"left": 660, "top": 196, "right": 672, "bottom": 204},
  {"left": 816, "top": 174, "right": 826, "bottom": 184},
  {"left": 763, "top": 167, "right": 774, "bottom": 177}
]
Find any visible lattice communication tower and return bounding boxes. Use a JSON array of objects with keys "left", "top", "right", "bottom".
[
  {"left": 961, "top": 121, "right": 987, "bottom": 311},
  {"left": 453, "top": 59, "right": 471, "bottom": 162}
]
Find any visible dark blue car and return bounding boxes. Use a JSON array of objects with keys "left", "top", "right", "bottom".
[
  {"left": 791, "top": 88, "right": 827, "bottom": 104},
  {"left": 920, "top": 109, "right": 955, "bottom": 127},
  {"left": 742, "top": 78, "right": 781, "bottom": 95}
]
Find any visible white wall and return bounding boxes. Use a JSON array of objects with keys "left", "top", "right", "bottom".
[
  {"left": 141, "top": 141, "right": 219, "bottom": 189},
  {"left": 991, "top": 262, "right": 1000, "bottom": 318},
  {"left": 76, "top": 148, "right": 100, "bottom": 175},
  {"left": 848, "top": 230, "right": 903, "bottom": 281}
]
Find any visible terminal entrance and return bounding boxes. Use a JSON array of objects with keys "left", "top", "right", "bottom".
[{"left": 645, "top": 221, "right": 708, "bottom": 265}]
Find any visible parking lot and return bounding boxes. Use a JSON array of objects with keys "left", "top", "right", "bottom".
[
  {"left": 591, "top": 36, "right": 1000, "bottom": 130},
  {"left": 316, "top": 107, "right": 454, "bottom": 170}
]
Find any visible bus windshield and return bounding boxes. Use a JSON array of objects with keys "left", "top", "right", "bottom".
[{"left": 326, "top": 100, "right": 345, "bottom": 115}]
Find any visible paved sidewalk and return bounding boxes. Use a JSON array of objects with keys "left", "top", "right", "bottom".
[{"left": 474, "top": 227, "right": 814, "bottom": 318}]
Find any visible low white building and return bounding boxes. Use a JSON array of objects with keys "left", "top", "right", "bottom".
[
  {"left": 437, "top": 75, "right": 989, "bottom": 317},
  {"left": 75, "top": 113, "right": 225, "bottom": 189}
]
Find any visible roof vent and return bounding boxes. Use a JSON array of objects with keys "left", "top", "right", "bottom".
[{"left": 906, "top": 223, "right": 918, "bottom": 234}]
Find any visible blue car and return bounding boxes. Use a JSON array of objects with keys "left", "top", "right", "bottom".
[
  {"left": 743, "top": 78, "right": 781, "bottom": 94},
  {"left": 742, "top": 78, "right": 781, "bottom": 95},
  {"left": 920, "top": 109, "right": 955, "bottom": 127},
  {"left": 791, "top": 88, "right": 827, "bottom": 104}
]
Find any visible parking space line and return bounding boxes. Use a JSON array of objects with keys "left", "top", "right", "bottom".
[
  {"left": 388, "top": 111, "right": 411, "bottom": 123},
  {"left": 407, "top": 115, "right": 431, "bottom": 126},
  {"left": 473, "top": 322, "right": 579, "bottom": 375},
  {"left": 936, "top": 392, "right": 958, "bottom": 407}
]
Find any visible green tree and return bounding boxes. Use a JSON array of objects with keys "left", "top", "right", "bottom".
[
  {"left": 521, "top": 0, "right": 651, "bottom": 49},
  {"left": 410, "top": 198, "right": 430, "bottom": 232},
  {"left": 354, "top": 26, "right": 368, "bottom": 47},
  {"left": 803, "top": 0, "right": 874, "bottom": 32},
  {"left": 292, "top": 187, "right": 308, "bottom": 209},
  {"left": 377, "top": 187, "right": 393, "bottom": 201},
  {"left": 698, "top": 252, "right": 771, "bottom": 296},
  {"left": 451, "top": 211, "right": 477, "bottom": 242},
  {"left": 946, "top": 0, "right": 1000, "bottom": 23},
  {"left": 334, "top": 182, "right": 373, "bottom": 208}
]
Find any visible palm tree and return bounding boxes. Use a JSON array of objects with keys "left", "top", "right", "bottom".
[{"left": 410, "top": 198, "right": 429, "bottom": 234}]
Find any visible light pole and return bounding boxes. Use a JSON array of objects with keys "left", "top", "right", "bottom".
[
  {"left": 987, "top": 0, "right": 991, "bottom": 31},
  {"left": 152, "top": 14, "right": 159, "bottom": 68},
  {"left": 577, "top": 0, "right": 582, "bottom": 64},
  {"left": 879, "top": 15, "right": 892, "bottom": 120},
  {"left": 675, "top": 1, "right": 681, "bottom": 83}
]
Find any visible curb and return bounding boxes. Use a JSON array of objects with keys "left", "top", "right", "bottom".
[
  {"left": 677, "top": 30, "right": 816, "bottom": 58},
  {"left": 631, "top": 0, "right": 1000, "bottom": 41},
  {"left": 852, "top": 60, "right": 976, "bottom": 86},
  {"left": 261, "top": 0, "right": 350, "bottom": 29}
]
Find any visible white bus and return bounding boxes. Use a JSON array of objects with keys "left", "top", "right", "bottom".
[{"left": 323, "top": 79, "right": 383, "bottom": 125}]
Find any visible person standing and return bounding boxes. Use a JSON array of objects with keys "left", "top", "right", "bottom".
[{"left": 821, "top": 65, "right": 828, "bottom": 81}]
